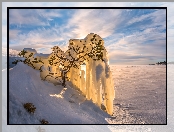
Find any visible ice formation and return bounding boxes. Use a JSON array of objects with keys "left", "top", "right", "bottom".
[{"left": 18, "top": 33, "right": 115, "bottom": 115}]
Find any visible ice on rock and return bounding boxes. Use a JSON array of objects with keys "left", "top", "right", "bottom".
[{"left": 19, "top": 33, "right": 115, "bottom": 115}]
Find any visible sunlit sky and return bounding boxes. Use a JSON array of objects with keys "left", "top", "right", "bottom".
[{"left": 2, "top": 2, "right": 172, "bottom": 65}]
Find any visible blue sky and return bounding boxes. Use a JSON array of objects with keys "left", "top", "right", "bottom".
[{"left": 2, "top": 2, "right": 172, "bottom": 65}]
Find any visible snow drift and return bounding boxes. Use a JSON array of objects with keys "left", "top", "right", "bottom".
[{"left": 9, "top": 62, "right": 111, "bottom": 124}]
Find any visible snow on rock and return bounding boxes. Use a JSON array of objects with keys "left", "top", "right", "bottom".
[{"left": 19, "top": 33, "right": 115, "bottom": 115}]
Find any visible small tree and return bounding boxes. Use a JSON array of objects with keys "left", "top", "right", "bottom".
[{"left": 18, "top": 49, "right": 44, "bottom": 69}]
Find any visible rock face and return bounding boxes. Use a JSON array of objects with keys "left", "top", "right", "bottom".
[{"left": 19, "top": 33, "right": 115, "bottom": 115}]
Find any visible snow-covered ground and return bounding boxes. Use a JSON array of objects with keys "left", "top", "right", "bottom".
[
  {"left": 2, "top": 59, "right": 173, "bottom": 131},
  {"left": 108, "top": 64, "right": 173, "bottom": 132},
  {"left": 9, "top": 62, "right": 111, "bottom": 124},
  {"left": 110, "top": 65, "right": 166, "bottom": 124},
  {"left": 7, "top": 60, "right": 166, "bottom": 124}
]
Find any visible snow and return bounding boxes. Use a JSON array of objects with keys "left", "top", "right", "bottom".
[
  {"left": 109, "top": 65, "right": 166, "bottom": 124},
  {"left": 108, "top": 65, "right": 172, "bottom": 131},
  {"left": 2, "top": 58, "right": 173, "bottom": 131},
  {"left": 8, "top": 62, "right": 111, "bottom": 124},
  {"left": 9, "top": 57, "right": 25, "bottom": 69},
  {"left": 49, "top": 88, "right": 67, "bottom": 98},
  {"left": 7, "top": 61, "right": 166, "bottom": 124}
]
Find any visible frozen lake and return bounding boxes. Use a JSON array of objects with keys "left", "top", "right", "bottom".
[{"left": 110, "top": 65, "right": 166, "bottom": 124}]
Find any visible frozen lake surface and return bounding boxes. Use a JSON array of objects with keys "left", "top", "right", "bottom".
[{"left": 110, "top": 65, "right": 166, "bottom": 124}]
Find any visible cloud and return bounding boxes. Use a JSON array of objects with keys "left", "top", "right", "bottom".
[
  {"left": 128, "top": 9, "right": 165, "bottom": 26},
  {"left": 108, "top": 50, "right": 165, "bottom": 65},
  {"left": 9, "top": 43, "right": 53, "bottom": 53},
  {"left": 2, "top": 2, "right": 170, "bottom": 64},
  {"left": 103, "top": 9, "right": 166, "bottom": 64},
  {"left": 9, "top": 27, "right": 70, "bottom": 53},
  {"left": 9, "top": 9, "right": 62, "bottom": 26},
  {"left": 65, "top": 9, "right": 123, "bottom": 39},
  {"left": 9, "top": 30, "right": 21, "bottom": 40},
  {"left": 106, "top": 26, "right": 166, "bottom": 65},
  {"left": 10, "top": 10, "right": 123, "bottom": 53}
]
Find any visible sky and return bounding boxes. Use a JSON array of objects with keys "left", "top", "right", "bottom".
[{"left": 2, "top": 2, "right": 172, "bottom": 65}]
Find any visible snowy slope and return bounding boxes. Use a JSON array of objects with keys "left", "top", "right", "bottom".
[
  {"left": 9, "top": 62, "right": 111, "bottom": 124},
  {"left": 2, "top": 56, "right": 25, "bottom": 70}
]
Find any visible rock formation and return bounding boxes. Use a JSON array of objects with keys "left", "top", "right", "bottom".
[{"left": 18, "top": 33, "right": 115, "bottom": 115}]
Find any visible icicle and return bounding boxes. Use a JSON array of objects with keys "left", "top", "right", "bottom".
[{"left": 80, "top": 70, "right": 86, "bottom": 95}]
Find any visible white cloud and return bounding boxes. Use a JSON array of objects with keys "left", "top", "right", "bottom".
[
  {"left": 9, "top": 9, "right": 62, "bottom": 26},
  {"left": 127, "top": 9, "right": 166, "bottom": 29},
  {"left": 65, "top": 9, "right": 123, "bottom": 39},
  {"left": 106, "top": 26, "right": 166, "bottom": 64},
  {"left": 9, "top": 27, "right": 69, "bottom": 52},
  {"left": 127, "top": 13, "right": 149, "bottom": 25},
  {"left": 9, "top": 30, "right": 21, "bottom": 40},
  {"left": 8, "top": 9, "right": 124, "bottom": 54}
]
